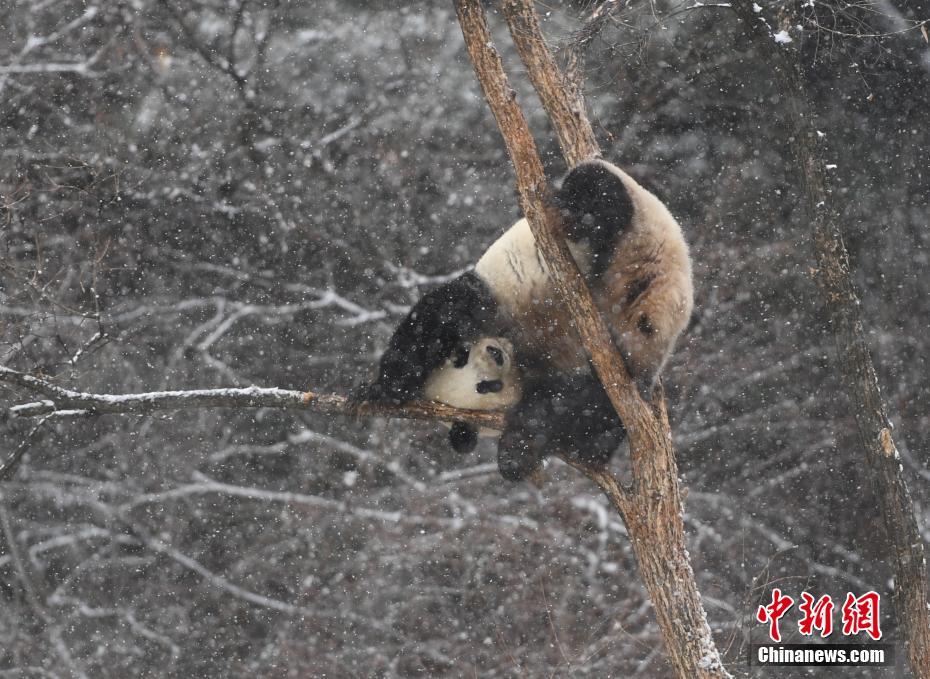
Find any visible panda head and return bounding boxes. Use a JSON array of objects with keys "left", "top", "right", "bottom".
[{"left": 422, "top": 337, "right": 522, "bottom": 413}]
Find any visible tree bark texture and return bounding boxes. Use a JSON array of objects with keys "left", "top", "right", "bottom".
[{"left": 499, "top": 0, "right": 600, "bottom": 166}]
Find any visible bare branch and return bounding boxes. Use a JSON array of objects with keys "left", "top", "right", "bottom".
[
  {"left": 0, "top": 6, "right": 105, "bottom": 94},
  {"left": 563, "top": 0, "right": 622, "bottom": 92},
  {"left": 0, "top": 62, "right": 100, "bottom": 75},
  {"left": 0, "top": 365, "right": 505, "bottom": 429},
  {"left": 454, "top": 0, "right": 650, "bottom": 441},
  {"left": 0, "top": 415, "right": 51, "bottom": 481},
  {"left": 158, "top": 0, "right": 249, "bottom": 95}
]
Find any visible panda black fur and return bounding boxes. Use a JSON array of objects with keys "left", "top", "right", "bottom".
[{"left": 357, "top": 159, "right": 693, "bottom": 481}]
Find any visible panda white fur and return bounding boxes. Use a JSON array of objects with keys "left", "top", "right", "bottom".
[
  {"left": 356, "top": 159, "right": 693, "bottom": 481},
  {"left": 421, "top": 337, "right": 523, "bottom": 452},
  {"left": 423, "top": 337, "right": 522, "bottom": 414}
]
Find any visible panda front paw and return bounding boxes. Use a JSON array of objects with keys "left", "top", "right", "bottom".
[{"left": 449, "top": 421, "right": 479, "bottom": 454}]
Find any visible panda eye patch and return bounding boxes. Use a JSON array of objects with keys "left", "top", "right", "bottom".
[
  {"left": 476, "top": 380, "right": 503, "bottom": 394},
  {"left": 485, "top": 344, "right": 505, "bottom": 366}
]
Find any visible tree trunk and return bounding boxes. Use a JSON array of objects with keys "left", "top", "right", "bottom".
[
  {"left": 731, "top": 4, "right": 930, "bottom": 675},
  {"left": 453, "top": 2, "right": 731, "bottom": 675}
]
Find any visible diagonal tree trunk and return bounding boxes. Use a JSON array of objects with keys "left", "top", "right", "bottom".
[{"left": 453, "top": 1, "right": 731, "bottom": 675}]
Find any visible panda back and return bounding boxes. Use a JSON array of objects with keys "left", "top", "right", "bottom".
[
  {"left": 475, "top": 218, "right": 594, "bottom": 372},
  {"left": 473, "top": 161, "right": 693, "bottom": 381}
]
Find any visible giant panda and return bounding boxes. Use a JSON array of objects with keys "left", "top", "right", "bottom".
[{"left": 355, "top": 159, "right": 693, "bottom": 481}]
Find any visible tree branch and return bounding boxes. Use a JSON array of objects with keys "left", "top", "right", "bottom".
[
  {"left": 500, "top": 0, "right": 601, "bottom": 165},
  {"left": 454, "top": 0, "right": 650, "bottom": 445},
  {"left": 0, "top": 365, "right": 505, "bottom": 428},
  {"left": 159, "top": 0, "right": 249, "bottom": 95},
  {"left": 562, "top": 0, "right": 621, "bottom": 97}
]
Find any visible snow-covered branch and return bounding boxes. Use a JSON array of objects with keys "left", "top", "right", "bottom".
[{"left": 0, "top": 365, "right": 505, "bottom": 428}]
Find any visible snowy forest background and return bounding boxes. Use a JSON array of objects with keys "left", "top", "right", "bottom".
[{"left": 1, "top": 0, "right": 929, "bottom": 676}]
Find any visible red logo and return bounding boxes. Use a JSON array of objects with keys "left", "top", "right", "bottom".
[
  {"left": 756, "top": 588, "right": 794, "bottom": 642},
  {"left": 798, "top": 593, "right": 835, "bottom": 637},
  {"left": 757, "top": 590, "right": 882, "bottom": 642},
  {"left": 841, "top": 591, "right": 882, "bottom": 641}
]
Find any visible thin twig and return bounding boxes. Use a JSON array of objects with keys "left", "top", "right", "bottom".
[{"left": 0, "top": 415, "right": 51, "bottom": 481}]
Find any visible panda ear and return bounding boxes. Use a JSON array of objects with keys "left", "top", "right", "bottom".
[{"left": 451, "top": 344, "right": 470, "bottom": 369}]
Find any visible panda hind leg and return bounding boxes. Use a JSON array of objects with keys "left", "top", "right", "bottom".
[
  {"left": 496, "top": 380, "right": 557, "bottom": 481},
  {"left": 554, "top": 374, "right": 626, "bottom": 468},
  {"left": 496, "top": 375, "right": 625, "bottom": 482},
  {"left": 555, "top": 161, "right": 634, "bottom": 279}
]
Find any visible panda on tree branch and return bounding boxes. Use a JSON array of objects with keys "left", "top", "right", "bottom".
[{"left": 354, "top": 159, "right": 694, "bottom": 482}]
